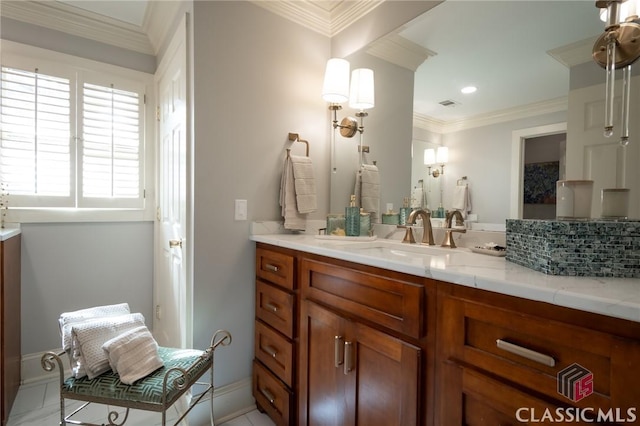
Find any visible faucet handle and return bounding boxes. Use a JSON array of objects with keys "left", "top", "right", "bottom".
[{"left": 398, "top": 225, "right": 416, "bottom": 244}]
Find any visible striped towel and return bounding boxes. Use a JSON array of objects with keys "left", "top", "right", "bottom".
[
  {"left": 71, "top": 313, "right": 145, "bottom": 379},
  {"left": 102, "top": 325, "right": 163, "bottom": 384}
]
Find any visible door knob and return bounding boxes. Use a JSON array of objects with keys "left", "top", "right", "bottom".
[{"left": 169, "top": 239, "right": 183, "bottom": 248}]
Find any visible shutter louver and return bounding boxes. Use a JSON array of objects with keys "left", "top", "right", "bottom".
[
  {"left": 0, "top": 67, "right": 71, "bottom": 198},
  {"left": 82, "top": 83, "right": 140, "bottom": 201}
]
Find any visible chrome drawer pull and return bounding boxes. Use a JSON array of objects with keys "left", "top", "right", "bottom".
[
  {"left": 335, "top": 336, "right": 344, "bottom": 367},
  {"left": 259, "top": 387, "right": 276, "bottom": 405},
  {"left": 264, "top": 344, "right": 278, "bottom": 358},
  {"left": 344, "top": 341, "right": 354, "bottom": 375},
  {"left": 264, "top": 301, "right": 280, "bottom": 313},
  {"left": 265, "top": 263, "right": 279, "bottom": 273},
  {"left": 496, "top": 339, "right": 556, "bottom": 367}
]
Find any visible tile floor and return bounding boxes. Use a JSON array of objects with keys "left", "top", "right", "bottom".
[{"left": 8, "top": 379, "right": 275, "bottom": 426}]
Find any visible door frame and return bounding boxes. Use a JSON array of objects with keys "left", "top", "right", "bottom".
[{"left": 510, "top": 122, "right": 567, "bottom": 219}]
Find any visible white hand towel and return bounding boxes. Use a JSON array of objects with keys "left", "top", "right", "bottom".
[
  {"left": 355, "top": 164, "right": 380, "bottom": 223},
  {"left": 452, "top": 186, "right": 472, "bottom": 217},
  {"left": 280, "top": 156, "right": 306, "bottom": 230},
  {"left": 290, "top": 155, "right": 317, "bottom": 214},
  {"left": 59, "top": 303, "right": 130, "bottom": 352},
  {"left": 102, "top": 325, "right": 163, "bottom": 385},
  {"left": 71, "top": 312, "right": 146, "bottom": 379}
]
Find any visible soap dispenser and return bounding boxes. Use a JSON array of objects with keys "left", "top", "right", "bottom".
[
  {"left": 399, "top": 197, "right": 411, "bottom": 225},
  {"left": 345, "top": 195, "right": 360, "bottom": 237}
]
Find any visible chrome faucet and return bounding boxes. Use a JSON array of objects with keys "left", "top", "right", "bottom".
[
  {"left": 442, "top": 210, "right": 466, "bottom": 248},
  {"left": 402, "top": 209, "right": 435, "bottom": 245}
]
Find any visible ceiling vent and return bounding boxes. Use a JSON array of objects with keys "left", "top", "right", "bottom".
[{"left": 439, "top": 99, "right": 459, "bottom": 107}]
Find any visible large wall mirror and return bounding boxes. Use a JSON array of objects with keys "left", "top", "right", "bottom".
[{"left": 330, "top": 1, "right": 637, "bottom": 226}]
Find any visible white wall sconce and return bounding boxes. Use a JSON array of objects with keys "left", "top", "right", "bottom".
[
  {"left": 424, "top": 146, "right": 448, "bottom": 178},
  {"left": 592, "top": 0, "right": 640, "bottom": 146},
  {"left": 322, "top": 58, "right": 375, "bottom": 138}
]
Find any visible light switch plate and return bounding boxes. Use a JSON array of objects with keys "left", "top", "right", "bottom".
[{"left": 235, "top": 199, "right": 247, "bottom": 221}]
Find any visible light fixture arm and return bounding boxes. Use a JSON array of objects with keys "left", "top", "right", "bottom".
[
  {"left": 593, "top": 0, "right": 640, "bottom": 145},
  {"left": 329, "top": 104, "right": 367, "bottom": 138}
]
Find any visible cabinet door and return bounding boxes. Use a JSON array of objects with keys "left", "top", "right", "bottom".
[
  {"left": 299, "top": 301, "right": 348, "bottom": 426},
  {"left": 299, "top": 300, "right": 421, "bottom": 426},
  {"left": 345, "top": 321, "right": 421, "bottom": 426}
]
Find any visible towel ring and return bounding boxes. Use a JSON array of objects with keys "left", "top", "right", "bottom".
[{"left": 288, "top": 133, "right": 309, "bottom": 156}]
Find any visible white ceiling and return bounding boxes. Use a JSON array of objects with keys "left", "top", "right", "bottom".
[
  {"left": 399, "top": 1, "right": 605, "bottom": 124},
  {"left": 7, "top": 1, "right": 608, "bottom": 127},
  {"left": 57, "top": 0, "right": 149, "bottom": 27}
]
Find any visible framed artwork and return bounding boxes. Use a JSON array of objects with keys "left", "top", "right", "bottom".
[{"left": 523, "top": 161, "right": 559, "bottom": 204}]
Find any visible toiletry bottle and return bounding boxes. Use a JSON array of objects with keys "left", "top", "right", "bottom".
[
  {"left": 345, "top": 195, "right": 360, "bottom": 236},
  {"left": 359, "top": 208, "right": 371, "bottom": 236},
  {"left": 437, "top": 203, "right": 445, "bottom": 219},
  {"left": 399, "top": 197, "right": 411, "bottom": 225}
]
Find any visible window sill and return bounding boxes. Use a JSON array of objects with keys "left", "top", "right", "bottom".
[{"left": 4, "top": 208, "right": 154, "bottom": 223}]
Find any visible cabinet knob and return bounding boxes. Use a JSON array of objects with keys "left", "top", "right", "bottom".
[{"left": 264, "top": 301, "right": 280, "bottom": 313}]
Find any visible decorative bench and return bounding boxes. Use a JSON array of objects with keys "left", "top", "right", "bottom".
[{"left": 41, "top": 329, "right": 232, "bottom": 426}]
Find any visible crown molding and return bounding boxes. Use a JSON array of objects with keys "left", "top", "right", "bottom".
[
  {"left": 548, "top": 36, "right": 598, "bottom": 68},
  {"left": 1, "top": 0, "right": 154, "bottom": 55},
  {"left": 143, "top": 0, "right": 185, "bottom": 55},
  {"left": 249, "top": 0, "right": 383, "bottom": 37},
  {"left": 366, "top": 33, "right": 436, "bottom": 71},
  {"left": 413, "top": 96, "right": 568, "bottom": 134}
]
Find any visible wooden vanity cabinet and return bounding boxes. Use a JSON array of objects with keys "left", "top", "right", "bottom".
[
  {"left": 298, "top": 255, "right": 433, "bottom": 426},
  {"left": 253, "top": 244, "right": 298, "bottom": 426},
  {"left": 435, "top": 282, "right": 640, "bottom": 425},
  {"left": 1, "top": 234, "right": 21, "bottom": 426}
]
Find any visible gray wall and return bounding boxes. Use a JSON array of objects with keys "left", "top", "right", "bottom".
[
  {"left": 20, "top": 222, "right": 154, "bottom": 354},
  {"left": 191, "top": 1, "right": 330, "bottom": 385}
]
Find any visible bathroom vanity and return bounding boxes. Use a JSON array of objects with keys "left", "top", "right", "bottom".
[
  {"left": 1, "top": 228, "right": 21, "bottom": 426},
  {"left": 250, "top": 232, "right": 640, "bottom": 426}
]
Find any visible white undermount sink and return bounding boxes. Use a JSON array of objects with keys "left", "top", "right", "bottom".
[{"left": 322, "top": 239, "right": 467, "bottom": 261}]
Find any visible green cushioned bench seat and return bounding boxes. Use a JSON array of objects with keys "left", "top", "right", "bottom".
[
  {"left": 61, "top": 347, "right": 208, "bottom": 411},
  {"left": 42, "top": 329, "right": 231, "bottom": 426}
]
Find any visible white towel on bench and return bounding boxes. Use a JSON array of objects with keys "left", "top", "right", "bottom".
[
  {"left": 71, "top": 313, "right": 145, "bottom": 379},
  {"left": 102, "top": 325, "right": 163, "bottom": 384},
  {"left": 59, "top": 303, "right": 130, "bottom": 352}
]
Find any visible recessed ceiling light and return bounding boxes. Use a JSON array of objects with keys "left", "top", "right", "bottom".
[{"left": 461, "top": 86, "right": 477, "bottom": 94}]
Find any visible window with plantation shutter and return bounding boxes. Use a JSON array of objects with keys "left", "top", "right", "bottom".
[
  {"left": 80, "top": 82, "right": 142, "bottom": 208},
  {"left": 0, "top": 56, "right": 147, "bottom": 215},
  {"left": 0, "top": 67, "right": 73, "bottom": 207}
]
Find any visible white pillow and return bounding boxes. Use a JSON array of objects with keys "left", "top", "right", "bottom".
[{"left": 102, "top": 325, "right": 163, "bottom": 385}]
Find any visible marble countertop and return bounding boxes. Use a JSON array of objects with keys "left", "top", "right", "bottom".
[
  {"left": 250, "top": 228, "right": 640, "bottom": 324},
  {"left": 0, "top": 224, "right": 21, "bottom": 241}
]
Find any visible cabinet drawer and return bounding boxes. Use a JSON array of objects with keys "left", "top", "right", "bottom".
[
  {"left": 256, "top": 279, "right": 295, "bottom": 339},
  {"left": 444, "top": 294, "right": 640, "bottom": 411},
  {"left": 253, "top": 360, "right": 292, "bottom": 426},
  {"left": 256, "top": 247, "right": 295, "bottom": 290},
  {"left": 255, "top": 320, "right": 294, "bottom": 387},
  {"left": 301, "top": 257, "right": 424, "bottom": 339}
]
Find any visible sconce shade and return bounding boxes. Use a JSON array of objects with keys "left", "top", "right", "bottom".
[
  {"left": 436, "top": 146, "right": 449, "bottom": 164},
  {"left": 424, "top": 148, "right": 436, "bottom": 165},
  {"left": 322, "top": 58, "right": 350, "bottom": 103},
  {"left": 349, "top": 68, "right": 375, "bottom": 110}
]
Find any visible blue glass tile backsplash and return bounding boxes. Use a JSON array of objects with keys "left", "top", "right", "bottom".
[{"left": 506, "top": 219, "right": 640, "bottom": 277}]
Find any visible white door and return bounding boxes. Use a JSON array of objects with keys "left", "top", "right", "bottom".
[
  {"left": 154, "top": 15, "right": 191, "bottom": 349},
  {"left": 566, "top": 77, "right": 640, "bottom": 219}
]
